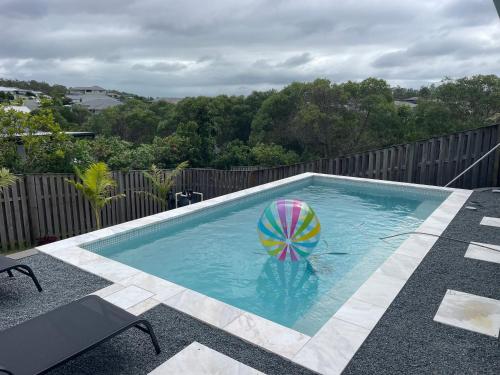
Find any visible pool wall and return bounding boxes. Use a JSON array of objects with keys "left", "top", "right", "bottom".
[{"left": 37, "top": 173, "right": 472, "bottom": 375}]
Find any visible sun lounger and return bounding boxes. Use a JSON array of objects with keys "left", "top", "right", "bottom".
[
  {"left": 0, "top": 295, "right": 160, "bottom": 374},
  {"left": 0, "top": 255, "right": 42, "bottom": 292}
]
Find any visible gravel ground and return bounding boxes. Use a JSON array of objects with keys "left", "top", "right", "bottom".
[
  {"left": 344, "top": 189, "right": 500, "bottom": 374},
  {"left": 0, "top": 253, "right": 111, "bottom": 330}
]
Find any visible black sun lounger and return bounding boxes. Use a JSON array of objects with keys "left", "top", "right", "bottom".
[
  {"left": 0, "top": 255, "right": 42, "bottom": 292},
  {"left": 0, "top": 295, "right": 161, "bottom": 375}
]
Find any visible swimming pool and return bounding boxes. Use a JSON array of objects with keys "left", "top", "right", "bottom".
[{"left": 83, "top": 175, "right": 448, "bottom": 336}]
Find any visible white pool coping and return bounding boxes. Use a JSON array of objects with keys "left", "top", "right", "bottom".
[{"left": 36, "top": 173, "right": 472, "bottom": 375}]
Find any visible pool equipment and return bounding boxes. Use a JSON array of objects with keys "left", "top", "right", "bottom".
[
  {"left": 257, "top": 199, "right": 321, "bottom": 261},
  {"left": 175, "top": 190, "right": 204, "bottom": 208}
]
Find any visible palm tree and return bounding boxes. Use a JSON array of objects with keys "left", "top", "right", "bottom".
[
  {"left": 137, "top": 161, "right": 188, "bottom": 211},
  {"left": 65, "top": 162, "right": 125, "bottom": 229},
  {"left": 0, "top": 168, "right": 17, "bottom": 196}
]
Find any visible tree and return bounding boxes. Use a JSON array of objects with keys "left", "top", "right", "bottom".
[
  {"left": 0, "top": 106, "right": 70, "bottom": 173},
  {"left": 65, "top": 162, "right": 125, "bottom": 229},
  {"left": 136, "top": 161, "right": 188, "bottom": 210},
  {"left": 86, "top": 99, "right": 160, "bottom": 144},
  {"left": 214, "top": 140, "right": 252, "bottom": 169},
  {"left": 251, "top": 143, "right": 299, "bottom": 167}
]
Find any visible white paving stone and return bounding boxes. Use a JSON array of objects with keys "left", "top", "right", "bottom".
[
  {"left": 224, "top": 312, "right": 310, "bottom": 359},
  {"left": 120, "top": 272, "right": 185, "bottom": 301},
  {"left": 103, "top": 285, "right": 154, "bottom": 310},
  {"left": 127, "top": 297, "right": 161, "bottom": 316},
  {"left": 394, "top": 233, "right": 438, "bottom": 260},
  {"left": 480, "top": 216, "right": 500, "bottom": 228},
  {"left": 333, "top": 297, "right": 386, "bottom": 330},
  {"left": 376, "top": 253, "right": 421, "bottom": 281},
  {"left": 350, "top": 271, "right": 407, "bottom": 309},
  {"left": 148, "top": 342, "right": 264, "bottom": 375},
  {"left": 90, "top": 283, "right": 125, "bottom": 298},
  {"left": 48, "top": 246, "right": 102, "bottom": 266},
  {"left": 163, "top": 289, "right": 243, "bottom": 329},
  {"left": 434, "top": 290, "right": 500, "bottom": 338},
  {"left": 293, "top": 317, "right": 369, "bottom": 375},
  {"left": 78, "top": 256, "right": 140, "bottom": 282},
  {"left": 465, "top": 242, "right": 500, "bottom": 265}
]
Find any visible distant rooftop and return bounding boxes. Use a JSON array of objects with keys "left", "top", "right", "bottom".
[
  {"left": 67, "top": 93, "right": 121, "bottom": 111},
  {"left": 69, "top": 86, "right": 106, "bottom": 91},
  {"left": 0, "top": 86, "right": 19, "bottom": 92},
  {"left": 0, "top": 87, "right": 42, "bottom": 95}
]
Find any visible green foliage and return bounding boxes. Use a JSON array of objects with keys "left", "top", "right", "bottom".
[
  {"left": 86, "top": 99, "right": 173, "bottom": 144},
  {"left": 136, "top": 161, "right": 188, "bottom": 210},
  {"left": 214, "top": 140, "right": 252, "bottom": 169},
  {"left": 0, "top": 107, "right": 70, "bottom": 173},
  {"left": 65, "top": 162, "right": 125, "bottom": 229},
  {"left": 250, "top": 143, "right": 299, "bottom": 167},
  {"left": 1, "top": 75, "right": 498, "bottom": 173},
  {"left": 0, "top": 168, "right": 17, "bottom": 195}
]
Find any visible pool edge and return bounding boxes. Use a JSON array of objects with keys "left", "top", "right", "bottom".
[{"left": 36, "top": 173, "right": 472, "bottom": 374}]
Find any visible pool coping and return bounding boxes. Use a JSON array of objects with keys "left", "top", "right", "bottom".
[{"left": 36, "top": 173, "right": 472, "bottom": 375}]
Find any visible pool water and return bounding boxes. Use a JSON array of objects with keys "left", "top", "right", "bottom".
[{"left": 85, "top": 179, "right": 447, "bottom": 335}]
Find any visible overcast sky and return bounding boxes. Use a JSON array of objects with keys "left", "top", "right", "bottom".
[{"left": 0, "top": 0, "right": 499, "bottom": 97}]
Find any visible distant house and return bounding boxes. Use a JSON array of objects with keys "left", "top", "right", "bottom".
[
  {"left": 68, "top": 86, "right": 107, "bottom": 95},
  {"left": 67, "top": 85, "right": 121, "bottom": 113},
  {"left": 0, "top": 86, "right": 43, "bottom": 99},
  {"left": 394, "top": 97, "right": 418, "bottom": 108},
  {"left": 155, "top": 97, "right": 183, "bottom": 104}
]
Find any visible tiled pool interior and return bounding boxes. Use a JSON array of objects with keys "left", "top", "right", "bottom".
[{"left": 84, "top": 177, "right": 449, "bottom": 335}]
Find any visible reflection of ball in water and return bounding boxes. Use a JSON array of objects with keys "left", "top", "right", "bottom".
[{"left": 257, "top": 199, "right": 321, "bottom": 262}]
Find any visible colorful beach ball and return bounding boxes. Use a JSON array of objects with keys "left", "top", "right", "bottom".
[{"left": 257, "top": 199, "right": 321, "bottom": 262}]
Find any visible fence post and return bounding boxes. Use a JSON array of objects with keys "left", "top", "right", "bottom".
[
  {"left": 492, "top": 124, "right": 500, "bottom": 187},
  {"left": 25, "top": 175, "right": 40, "bottom": 244},
  {"left": 117, "top": 171, "right": 126, "bottom": 223},
  {"left": 406, "top": 144, "right": 415, "bottom": 183}
]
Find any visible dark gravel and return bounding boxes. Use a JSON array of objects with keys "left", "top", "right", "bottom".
[
  {"left": 0, "top": 253, "right": 111, "bottom": 330},
  {"left": 343, "top": 189, "right": 500, "bottom": 375}
]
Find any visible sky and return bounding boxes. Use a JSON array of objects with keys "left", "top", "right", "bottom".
[{"left": 0, "top": 0, "right": 499, "bottom": 97}]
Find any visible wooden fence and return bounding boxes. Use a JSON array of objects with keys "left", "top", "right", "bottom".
[{"left": 1, "top": 124, "right": 499, "bottom": 251}]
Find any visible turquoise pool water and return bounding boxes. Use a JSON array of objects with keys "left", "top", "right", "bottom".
[{"left": 85, "top": 178, "right": 447, "bottom": 335}]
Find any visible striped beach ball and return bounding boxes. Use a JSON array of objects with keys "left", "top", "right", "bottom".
[{"left": 257, "top": 199, "right": 321, "bottom": 262}]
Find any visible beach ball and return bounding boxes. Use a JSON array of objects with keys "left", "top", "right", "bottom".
[{"left": 257, "top": 199, "right": 321, "bottom": 262}]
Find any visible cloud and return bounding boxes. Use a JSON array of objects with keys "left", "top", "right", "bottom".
[
  {"left": 372, "top": 35, "right": 500, "bottom": 68},
  {"left": 132, "top": 61, "right": 188, "bottom": 72},
  {"left": 0, "top": 0, "right": 498, "bottom": 96},
  {"left": 277, "top": 53, "right": 313, "bottom": 68}
]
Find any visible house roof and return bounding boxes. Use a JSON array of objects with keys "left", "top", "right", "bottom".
[
  {"left": 67, "top": 94, "right": 121, "bottom": 110},
  {"left": 0, "top": 86, "right": 19, "bottom": 92},
  {"left": 69, "top": 86, "right": 106, "bottom": 91}
]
